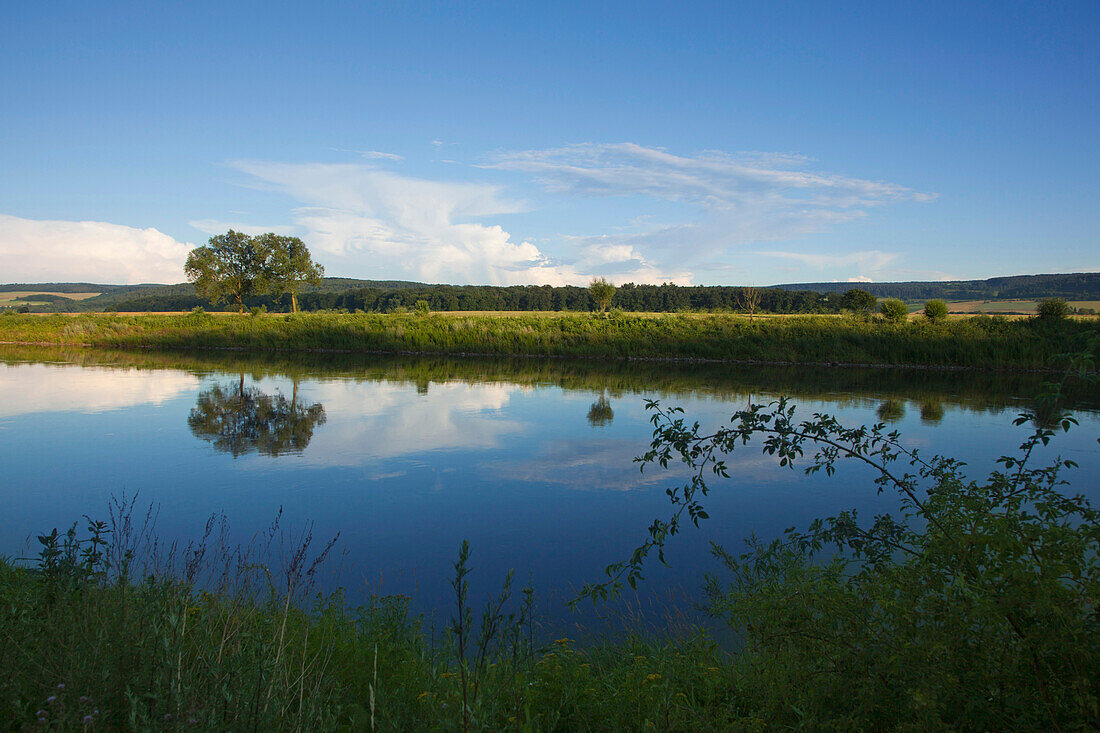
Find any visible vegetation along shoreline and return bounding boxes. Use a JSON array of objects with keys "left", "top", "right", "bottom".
[{"left": 1, "top": 308, "right": 1097, "bottom": 372}]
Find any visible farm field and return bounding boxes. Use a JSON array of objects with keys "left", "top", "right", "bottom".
[
  {"left": 946, "top": 299, "right": 1100, "bottom": 314},
  {"left": 0, "top": 290, "right": 100, "bottom": 305}
]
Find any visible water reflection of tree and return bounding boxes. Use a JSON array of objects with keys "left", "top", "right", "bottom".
[
  {"left": 587, "top": 391, "right": 614, "bottom": 427},
  {"left": 919, "top": 401, "right": 945, "bottom": 424},
  {"left": 188, "top": 375, "right": 326, "bottom": 457},
  {"left": 876, "top": 399, "right": 906, "bottom": 423}
]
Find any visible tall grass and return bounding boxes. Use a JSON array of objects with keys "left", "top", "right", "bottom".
[
  {"left": 1, "top": 310, "right": 1098, "bottom": 369},
  {"left": 0, "top": 500, "right": 737, "bottom": 731}
]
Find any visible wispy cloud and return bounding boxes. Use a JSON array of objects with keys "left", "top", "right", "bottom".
[
  {"left": 0, "top": 214, "right": 191, "bottom": 283},
  {"left": 755, "top": 249, "right": 900, "bottom": 272},
  {"left": 488, "top": 143, "right": 934, "bottom": 211},
  {"left": 329, "top": 147, "right": 404, "bottom": 161},
  {"left": 486, "top": 143, "right": 935, "bottom": 276}
]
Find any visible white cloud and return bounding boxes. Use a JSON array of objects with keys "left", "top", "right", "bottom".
[
  {"left": 229, "top": 160, "right": 688, "bottom": 285},
  {"left": 0, "top": 214, "right": 192, "bottom": 284}
]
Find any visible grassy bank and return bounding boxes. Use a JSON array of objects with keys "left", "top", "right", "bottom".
[
  {"left": 0, "top": 523, "right": 738, "bottom": 731},
  {"left": 2, "top": 310, "right": 1098, "bottom": 369}
]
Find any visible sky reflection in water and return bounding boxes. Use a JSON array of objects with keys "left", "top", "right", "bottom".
[{"left": 2, "top": 350, "right": 1098, "bottom": 629}]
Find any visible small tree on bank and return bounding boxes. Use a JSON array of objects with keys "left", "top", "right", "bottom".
[
  {"left": 880, "top": 298, "right": 909, "bottom": 323},
  {"left": 924, "top": 299, "right": 949, "bottom": 323},
  {"left": 736, "top": 286, "right": 762, "bottom": 321},
  {"left": 1037, "top": 297, "right": 1069, "bottom": 320},
  {"left": 840, "top": 288, "right": 877, "bottom": 315},
  {"left": 589, "top": 277, "right": 616, "bottom": 313}
]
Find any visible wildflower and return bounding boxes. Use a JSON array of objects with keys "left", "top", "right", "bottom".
[
  {"left": 46, "top": 696, "right": 57, "bottom": 704},
  {"left": 57, "top": 683, "right": 65, "bottom": 691},
  {"left": 83, "top": 715, "right": 93, "bottom": 724},
  {"left": 645, "top": 673, "right": 662, "bottom": 683},
  {"left": 79, "top": 696, "right": 90, "bottom": 704},
  {"left": 36, "top": 710, "right": 47, "bottom": 720},
  {"left": 417, "top": 692, "right": 431, "bottom": 702}
]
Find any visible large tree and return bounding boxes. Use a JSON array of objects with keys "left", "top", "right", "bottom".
[
  {"left": 185, "top": 230, "right": 272, "bottom": 313},
  {"left": 254, "top": 233, "right": 324, "bottom": 313}
]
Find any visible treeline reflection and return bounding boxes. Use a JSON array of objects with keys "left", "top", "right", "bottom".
[{"left": 4, "top": 346, "right": 1094, "bottom": 425}]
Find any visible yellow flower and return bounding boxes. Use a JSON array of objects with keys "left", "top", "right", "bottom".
[
  {"left": 644, "top": 673, "right": 662, "bottom": 683},
  {"left": 417, "top": 692, "right": 431, "bottom": 701}
]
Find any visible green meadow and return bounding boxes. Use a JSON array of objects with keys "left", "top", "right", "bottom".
[{"left": 1, "top": 310, "right": 1097, "bottom": 370}]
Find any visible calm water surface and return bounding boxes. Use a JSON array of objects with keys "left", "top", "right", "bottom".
[{"left": 2, "top": 347, "right": 1098, "bottom": 628}]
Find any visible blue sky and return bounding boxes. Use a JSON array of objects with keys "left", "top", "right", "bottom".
[{"left": 1, "top": 1, "right": 1097, "bottom": 285}]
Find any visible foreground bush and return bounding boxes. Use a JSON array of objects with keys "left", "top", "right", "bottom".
[{"left": 582, "top": 352, "right": 1099, "bottom": 729}]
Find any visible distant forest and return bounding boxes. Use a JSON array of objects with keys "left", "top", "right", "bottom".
[
  {"left": 3, "top": 271, "right": 1097, "bottom": 314},
  {"left": 774, "top": 272, "right": 1100, "bottom": 301}
]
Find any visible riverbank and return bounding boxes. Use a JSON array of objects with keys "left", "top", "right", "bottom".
[
  {"left": 1, "top": 311, "right": 1097, "bottom": 370},
  {"left": 0, "top": 554, "right": 737, "bottom": 730}
]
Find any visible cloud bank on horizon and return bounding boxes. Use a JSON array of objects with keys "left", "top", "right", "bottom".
[{"left": 0, "top": 143, "right": 934, "bottom": 286}]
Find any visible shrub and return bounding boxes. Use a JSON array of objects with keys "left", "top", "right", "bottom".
[
  {"left": 584, "top": 357, "right": 1099, "bottom": 729},
  {"left": 414, "top": 299, "right": 430, "bottom": 314},
  {"left": 1037, "top": 297, "right": 1069, "bottom": 319},
  {"left": 923, "top": 299, "right": 949, "bottom": 322},
  {"left": 879, "top": 298, "right": 908, "bottom": 323}
]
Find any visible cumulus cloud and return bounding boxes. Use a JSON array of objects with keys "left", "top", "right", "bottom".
[
  {"left": 0, "top": 214, "right": 191, "bottom": 283},
  {"left": 229, "top": 160, "right": 687, "bottom": 285}
]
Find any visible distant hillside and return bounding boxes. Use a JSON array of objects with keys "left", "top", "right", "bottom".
[
  {"left": 0, "top": 278, "right": 434, "bottom": 312},
  {"left": 5, "top": 272, "right": 1097, "bottom": 314},
  {"left": 772, "top": 272, "right": 1100, "bottom": 301},
  {"left": 0, "top": 283, "right": 142, "bottom": 294}
]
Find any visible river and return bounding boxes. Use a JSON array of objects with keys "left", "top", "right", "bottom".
[{"left": 2, "top": 346, "right": 1097, "bottom": 632}]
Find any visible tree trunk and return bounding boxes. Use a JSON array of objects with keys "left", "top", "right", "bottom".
[
  {"left": 236, "top": 294, "right": 244, "bottom": 313},
  {"left": 291, "top": 292, "right": 299, "bottom": 313}
]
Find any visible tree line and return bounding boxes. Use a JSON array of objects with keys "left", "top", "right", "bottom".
[{"left": 170, "top": 281, "right": 847, "bottom": 314}]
